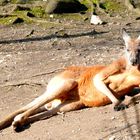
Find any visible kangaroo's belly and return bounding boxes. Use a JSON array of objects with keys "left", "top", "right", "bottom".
[{"left": 79, "top": 81, "right": 112, "bottom": 107}]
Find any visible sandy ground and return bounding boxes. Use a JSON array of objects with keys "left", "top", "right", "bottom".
[{"left": 0, "top": 11, "right": 140, "bottom": 140}]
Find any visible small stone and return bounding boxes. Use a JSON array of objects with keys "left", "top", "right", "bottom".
[
  {"left": 109, "top": 135, "right": 116, "bottom": 140},
  {"left": 50, "top": 14, "right": 54, "bottom": 18},
  {"left": 111, "top": 116, "right": 115, "bottom": 120},
  {"left": 90, "top": 15, "right": 103, "bottom": 25}
]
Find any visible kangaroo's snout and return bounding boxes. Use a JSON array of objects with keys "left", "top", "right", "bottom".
[{"left": 131, "top": 58, "right": 137, "bottom": 66}]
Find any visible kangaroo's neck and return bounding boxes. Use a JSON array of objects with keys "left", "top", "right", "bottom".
[{"left": 118, "top": 56, "right": 139, "bottom": 71}]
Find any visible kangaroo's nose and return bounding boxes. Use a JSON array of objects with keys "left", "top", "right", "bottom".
[{"left": 131, "top": 58, "right": 137, "bottom": 66}]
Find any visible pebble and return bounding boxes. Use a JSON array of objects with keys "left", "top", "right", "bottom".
[
  {"left": 109, "top": 135, "right": 116, "bottom": 140},
  {"left": 90, "top": 15, "right": 103, "bottom": 25},
  {"left": 111, "top": 116, "right": 115, "bottom": 120},
  {"left": 50, "top": 14, "right": 54, "bottom": 18}
]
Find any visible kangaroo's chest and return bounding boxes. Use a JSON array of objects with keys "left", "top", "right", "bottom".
[{"left": 107, "top": 71, "right": 140, "bottom": 93}]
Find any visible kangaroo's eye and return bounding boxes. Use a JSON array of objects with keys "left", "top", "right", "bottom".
[{"left": 127, "top": 49, "right": 130, "bottom": 52}]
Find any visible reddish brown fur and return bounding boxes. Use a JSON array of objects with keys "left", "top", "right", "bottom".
[
  {"left": 63, "top": 65, "right": 108, "bottom": 107},
  {"left": 59, "top": 57, "right": 140, "bottom": 107}
]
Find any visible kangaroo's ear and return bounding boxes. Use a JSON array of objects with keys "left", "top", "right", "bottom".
[
  {"left": 137, "top": 35, "right": 140, "bottom": 41},
  {"left": 122, "top": 28, "right": 131, "bottom": 42}
]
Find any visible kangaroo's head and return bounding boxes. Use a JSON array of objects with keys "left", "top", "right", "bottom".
[{"left": 123, "top": 28, "right": 140, "bottom": 66}]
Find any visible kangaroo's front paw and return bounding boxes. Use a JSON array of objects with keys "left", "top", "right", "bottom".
[
  {"left": 12, "top": 114, "right": 26, "bottom": 132},
  {"left": 114, "top": 103, "right": 128, "bottom": 111}
]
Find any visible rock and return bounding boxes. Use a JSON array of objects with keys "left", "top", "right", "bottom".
[
  {"left": 49, "top": 14, "right": 54, "bottom": 18},
  {"left": 111, "top": 116, "right": 115, "bottom": 120},
  {"left": 90, "top": 15, "right": 103, "bottom": 25},
  {"left": 45, "top": 0, "right": 87, "bottom": 14}
]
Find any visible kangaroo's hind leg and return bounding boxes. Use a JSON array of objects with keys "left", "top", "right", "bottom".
[
  {"left": 0, "top": 80, "right": 65, "bottom": 130},
  {"left": 18, "top": 100, "right": 85, "bottom": 130},
  {"left": 0, "top": 91, "right": 52, "bottom": 130},
  {"left": 12, "top": 76, "right": 78, "bottom": 131}
]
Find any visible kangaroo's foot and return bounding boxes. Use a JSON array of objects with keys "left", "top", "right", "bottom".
[{"left": 12, "top": 114, "right": 28, "bottom": 132}]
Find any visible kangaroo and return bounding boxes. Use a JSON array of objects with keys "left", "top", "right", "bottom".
[{"left": 0, "top": 29, "right": 140, "bottom": 132}]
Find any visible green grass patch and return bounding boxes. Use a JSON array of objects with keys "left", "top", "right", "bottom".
[
  {"left": 13, "top": 11, "right": 33, "bottom": 22},
  {"left": 99, "top": 0, "right": 125, "bottom": 12},
  {"left": 0, "top": 16, "right": 18, "bottom": 25},
  {"left": 31, "top": 6, "right": 45, "bottom": 18}
]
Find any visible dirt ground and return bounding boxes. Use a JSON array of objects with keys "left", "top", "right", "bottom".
[{"left": 0, "top": 11, "right": 140, "bottom": 140}]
